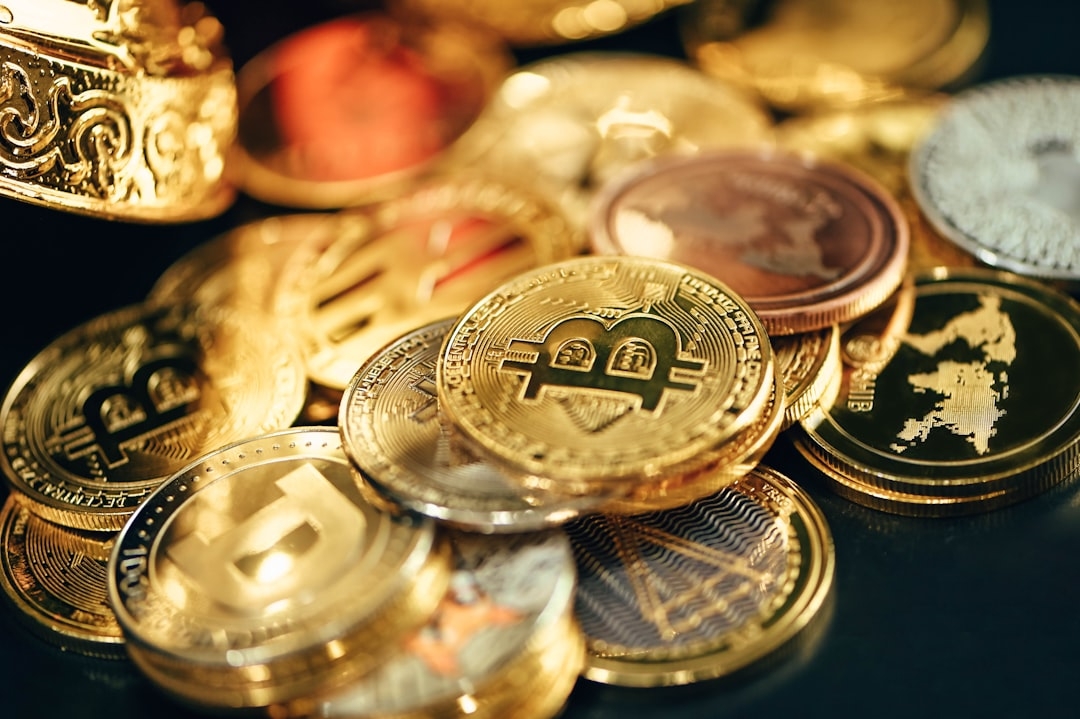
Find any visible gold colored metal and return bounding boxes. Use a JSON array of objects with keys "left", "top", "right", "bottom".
[
  {"left": 0, "top": 301, "right": 307, "bottom": 531},
  {"left": 568, "top": 464, "right": 835, "bottom": 686},
  {"left": 230, "top": 12, "right": 511, "bottom": 209},
  {"left": 796, "top": 267, "right": 1080, "bottom": 515},
  {"left": 108, "top": 427, "right": 452, "bottom": 710},
  {"left": 283, "top": 529, "right": 579, "bottom": 719},
  {"left": 283, "top": 172, "right": 582, "bottom": 392},
  {"left": 773, "top": 325, "right": 841, "bottom": 430},
  {"left": 437, "top": 255, "right": 776, "bottom": 497},
  {"left": 0, "top": 493, "right": 124, "bottom": 659},
  {"left": 387, "top": 0, "right": 695, "bottom": 47},
  {"left": 439, "top": 51, "right": 774, "bottom": 229},
  {"left": 682, "top": 0, "right": 990, "bottom": 112},
  {"left": 0, "top": 0, "right": 237, "bottom": 222},
  {"left": 341, "top": 319, "right": 603, "bottom": 532}
]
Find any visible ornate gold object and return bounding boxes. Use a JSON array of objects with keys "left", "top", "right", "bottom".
[
  {"left": 0, "top": 0, "right": 237, "bottom": 221},
  {"left": 0, "top": 493, "right": 124, "bottom": 658},
  {"left": 0, "top": 301, "right": 306, "bottom": 531},
  {"left": 283, "top": 173, "right": 582, "bottom": 392},
  {"left": 773, "top": 325, "right": 841, "bottom": 430},
  {"left": 796, "top": 267, "right": 1080, "bottom": 515},
  {"left": 437, "top": 255, "right": 775, "bottom": 498},
  {"left": 341, "top": 319, "right": 603, "bottom": 532},
  {"left": 568, "top": 464, "right": 835, "bottom": 686},
  {"left": 108, "top": 427, "right": 453, "bottom": 710},
  {"left": 682, "top": 0, "right": 990, "bottom": 112}
]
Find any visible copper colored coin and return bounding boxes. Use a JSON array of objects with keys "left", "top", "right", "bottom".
[{"left": 589, "top": 148, "right": 909, "bottom": 335}]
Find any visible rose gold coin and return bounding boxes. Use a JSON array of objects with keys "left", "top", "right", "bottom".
[
  {"left": 589, "top": 148, "right": 909, "bottom": 335},
  {"left": 230, "top": 13, "right": 511, "bottom": 208}
]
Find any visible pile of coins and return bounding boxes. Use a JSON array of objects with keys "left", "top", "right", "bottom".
[{"left": 3, "top": 1, "right": 1080, "bottom": 718}]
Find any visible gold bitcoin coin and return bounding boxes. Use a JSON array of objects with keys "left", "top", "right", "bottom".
[
  {"left": 0, "top": 493, "right": 124, "bottom": 659},
  {"left": 341, "top": 319, "right": 603, "bottom": 532},
  {"left": 108, "top": 427, "right": 452, "bottom": 710},
  {"left": 567, "top": 463, "right": 834, "bottom": 686},
  {"left": 682, "top": 0, "right": 990, "bottom": 112},
  {"left": 387, "top": 0, "right": 694, "bottom": 46},
  {"left": 773, "top": 325, "right": 842, "bottom": 430},
  {"left": 796, "top": 267, "right": 1080, "bottom": 515},
  {"left": 0, "top": 302, "right": 306, "bottom": 531},
  {"left": 281, "top": 528, "right": 580, "bottom": 718},
  {"left": 441, "top": 51, "right": 773, "bottom": 229},
  {"left": 282, "top": 172, "right": 582, "bottom": 392},
  {"left": 438, "top": 255, "right": 775, "bottom": 497}
]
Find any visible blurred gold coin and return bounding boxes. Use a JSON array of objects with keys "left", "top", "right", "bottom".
[
  {"left": 682, "top": 0, "right": 990, "bottom": 112},
  {"left": 108, "top": 427, "right": 452, "bottom": 710},
  {"left": 438, "top": 255, "right": 775, "bottom": 497}
]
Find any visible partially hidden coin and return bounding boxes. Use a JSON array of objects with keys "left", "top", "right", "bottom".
[
  {"left": 279, "top": 528, "right": 581, "bottom": 718},
  {"left": 773, "top": 325, "right": 842, "bottom": 431},
  {"left": 440, "top": 51, "right": 773, "bottom": 229},
  {"left": 0, "top": 493, "right": 124, "bottom": 659},
  {"left": 795, "top": 267, "right": 1080, "bottom": 515},
  {"left": 567, "top": 464, "right": 835, "bottom": 686},
  {"left": 437, "top": 255, "right": 776, "bottom": 498},
  {"left": 282, "top": 172, "right": 582, "bottom": 392},
  {"left": 0, "top": 302, "right": 307, "bottom": 531},
  {"left": 341, "top": 318, "right": 604, "bottom": 532},
  {"left": 230, "top": 12, "right": 512, "bottom": 209},
  {"left": 589, "top": 148, "right": 910, "bottom": 335},
  {"left": 681, "top": 0, "right": 990, "bottom": 112},
  {"left": 909, "top": 75, "right": 1080, "bottom": 282},
  {"left": 108, "top": 427, "right": 452, "bottom": 710}
]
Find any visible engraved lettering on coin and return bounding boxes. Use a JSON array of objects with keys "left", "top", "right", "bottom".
[{"left": 166, "top": 463, "right": 366, "bottom": 609}]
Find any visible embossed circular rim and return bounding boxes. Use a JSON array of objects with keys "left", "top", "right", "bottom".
[
  {"left": 909, "top": 74, "right": 1080, "bottom": 282},
  {"left": 580, "top": 464, "right": 836, "bottom": 687},
  {"left": 775, "top": 325, "right": 842, "bottom": 431},
  {"left": 589, "top": 148, "right": 910, "bottom": 335},
  {"left": 798, "top": 267, "right": 1080, "bottom": 501},
  {"left": 340, "top": 318, "right": 604, "bottom": 532},
  {"left": 437, "top": 254, "right": 777, "bottom": 492}
]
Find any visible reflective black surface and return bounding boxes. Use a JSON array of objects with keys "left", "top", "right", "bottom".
[{"left": 4, "top": 2, "right": 1080, "bottom": 717}]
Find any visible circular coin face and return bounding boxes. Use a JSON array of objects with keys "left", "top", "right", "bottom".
[
  {"left": 910, "top": 75, "right": 1080, "bottom": 282},
  {"left": 340, "top": 319, "right": 603, "bottom": 532},
  {"left": 589, "top": 148, "right": 910, "bottom": 335},
  {"left": 0, "top": 494, "right": 124, "bottom": 659},
  {"left": 230, "top": 12, "right": 511, "bottom": 208},
  {"left": 107, "top": 427, "right": 451, "bottom": 709},
  {"left": 0, "top": 302, "right": 306, "bottom": 531},
  {"left": 437, "top": 255, "right": 775, "bottom": 495},
  {"left": 796, "top": 267, "right": 1080, "bottom": 515},
  {"left": 567, "top": 464, "right": 834, "bottom": 686}
]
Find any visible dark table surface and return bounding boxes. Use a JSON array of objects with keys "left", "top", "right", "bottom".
[{"left": 3, "top": 2, "right": 1080, "bottom": 717}]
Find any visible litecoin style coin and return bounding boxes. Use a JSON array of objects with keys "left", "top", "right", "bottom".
[
  {"left": 567, "top": 464, "right": 835, "bottom": 686},
  {"left": 589, "top": 148, "right": 910, "bottom": 335},
  {"left": 910, "top": 75, "right": 1080, "bottom": 282},
  {"left": 0, "top": 493, "right": 124, "bottom": 659},
  {"left": 438, "top": 255, "right": 775, "bottom": 497},
  {"left": 0, "top": 302, "right": 306, "bottom": 532},
  {"left": 440, "top": 51, "right": 773, "bottom": 229},
  {"left": 282, "top": 172, "right": 582, "bottom": 391},
  {"left": 796, "top": 268, "right": 1080, "bottom": 515},
  {"left": 682, "top": 0, "right": 990, "bottom": 112},
  {"left": 281, "top": 529, "right": 580, "bottom": 718},
  {"left": 341, "top": 319, "right": 603, "bottom": 532},
  {"left": 230, "top": 12, "right": 511, "bottom": 209},
  {"left": 108, "top": 427, "right": 452, "bottom": 710},
  {"left": 773, "top": 325, "right": 842, "bottom": 430}
]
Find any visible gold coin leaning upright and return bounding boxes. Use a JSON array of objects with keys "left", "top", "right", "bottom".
[
  {"left": 0, "top": 493, "right": 124, "bottom": 659},
  {"left": 0, "top": 302, "right": 307, "bottom": 531},
  {"left": 437, "top": 255, "right": 775, "bottom": 497},
  {"left": 279, "top": 172, "right": 582, "bottom": 392},
  {"left": 108, "top": 427, "right": 452, "bottom": 710},
  {"left": 340, "top": 318, "right": 604, "bottom": 532}
]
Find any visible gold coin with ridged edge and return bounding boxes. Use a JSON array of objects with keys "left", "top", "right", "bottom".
[
  {"left": 437, "top": 255, "right": 775, "bottom": 497},
  {"left": 567, "top": 463, "right": 834, "bottom": 686},
  {"left": 773, "top": 325, "right": 841, "bottom": 430},
  {"left": 108, "top": 427, "right": 452, "bottom": 710}
]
